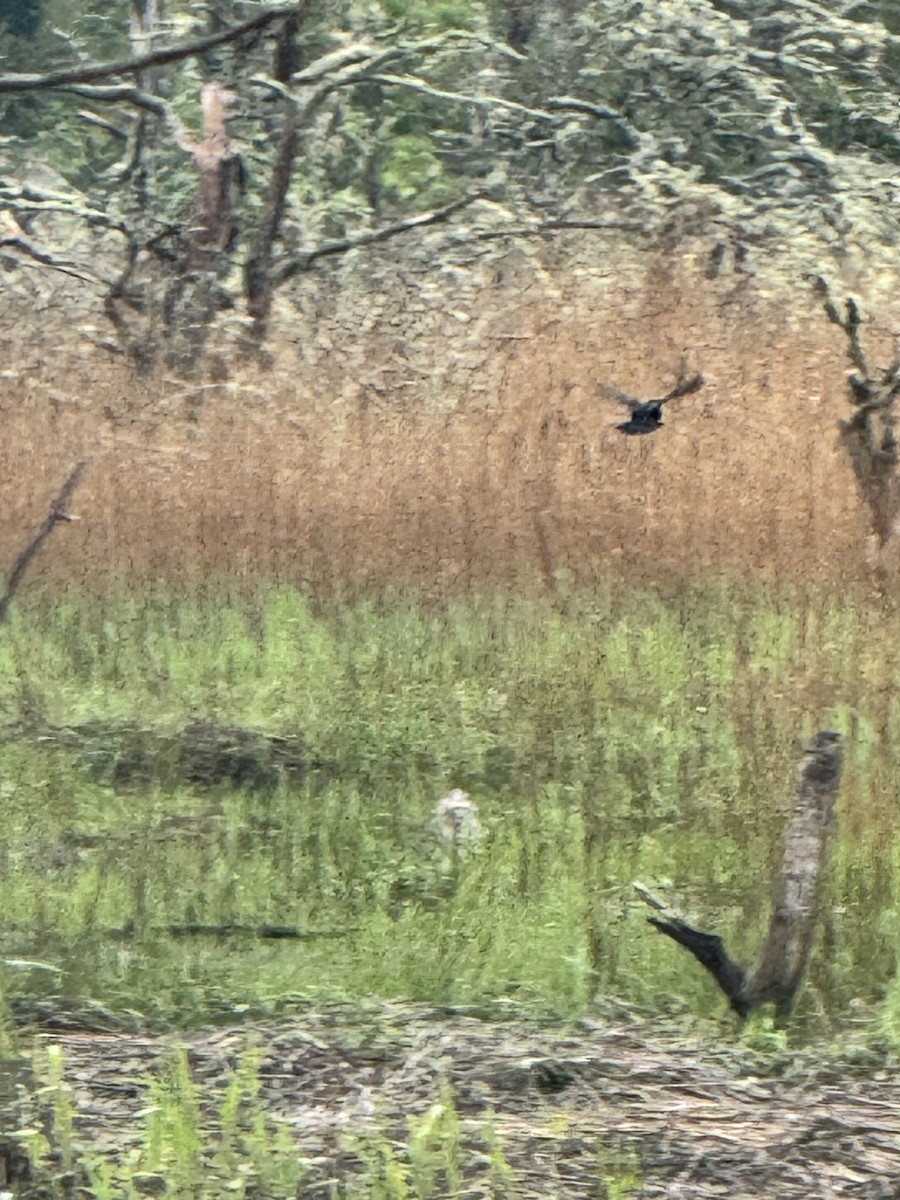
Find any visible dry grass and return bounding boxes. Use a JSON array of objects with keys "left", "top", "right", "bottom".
[{"left": 0, "top": 252, "right": 886, "bottom": 597}]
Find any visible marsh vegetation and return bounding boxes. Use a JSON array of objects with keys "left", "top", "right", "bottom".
[
  {"left": 1, "top": 580, "right": 899, "bottom": 1197},
  {"left": 0, "top": 581, "right": 897, "bottom": 1035}
]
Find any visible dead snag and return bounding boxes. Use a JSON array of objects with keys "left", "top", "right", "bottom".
[
  {"left": 813, "top": 278, "right": 900, "bottom": 556},
  {"left": 162, "top": 81, "right": 245, "bottom": 370},
  {"left": 743, "top": 730, "right": 844, "bottom": 1014},
  {"left": 0, "top": 461, "right": 86, "bottom": 625},
  {"left": 638, "top": 730, "right": 844, "bottom": 1020}
]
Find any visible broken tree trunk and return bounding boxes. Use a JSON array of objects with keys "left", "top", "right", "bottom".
[{"left": 638, "top": 730, "right": 844, "bottom": 1019}]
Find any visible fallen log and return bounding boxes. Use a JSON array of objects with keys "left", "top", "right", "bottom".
[
  {"left": 0, "top": 716, "right": 326, "bottom": 790},
  {"left": 638, "top": 730, "right": 844, "bottom": 1019},
  {"left": 164, "top": 923, "right": 351, "bottom": 940}
]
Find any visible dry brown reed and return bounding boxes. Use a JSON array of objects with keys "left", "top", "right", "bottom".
[{"left": 0, "top": 252, "right": 885, "bottom": 598}]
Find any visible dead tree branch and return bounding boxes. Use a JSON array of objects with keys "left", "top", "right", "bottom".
[
  {"left": 370, "top": 72, "right": 558, "bottom": 122},
  {"left": 0, "top": 183, "right": 130, "bottom": 236},
  {"left": 0, "top": 463, "right": 87, "bottom": 625},
  {"left": 75, "top": 110, "right": 130, "bottom": 140},
  {"left": 0, "top": 233, "right": 103, "bottom": 286},
  {"left": 0, "top": 6, "right": 302, "bottom": 93},
  {"left": 471, "top": 218, "right": 645, "bottom": 241},
  {"left": 61, "top": 83, "right": 168, "bottom": 116},
  {"left": 276, "top": 194, "right": 484, "bottom": 281},
  {"left": 638, "top": 730, "right": 844, "bottom": 1020},
  {"left": 635, "top": 885, "right": 750, "bottom": 1015}
]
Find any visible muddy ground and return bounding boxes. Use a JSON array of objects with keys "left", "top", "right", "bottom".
[{"left": 4, "top": 1001, "right": 898, "bottom": 1199}]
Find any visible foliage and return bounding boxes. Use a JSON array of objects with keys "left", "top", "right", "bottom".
[
  {"left": 0, "top": 0, "right": 43, "bottom": 39},
  {"left": 348, "top": 1082, "right": 467, "bottom": 1200},
  {"left": 17, "top": 1056, "right": 646, "bottom": 1200},
  {"left": 12, "top": 1054, "right": 648, "bottom": 1200},
  {"left": 489, "top": 0, "right": 900, "bottom": 266},
  {"left": 1, "top": 0, "right": 898, "bottom": 363},
  {"left": 597, "top": 1145, "right": 643, "bottom": 1200}
]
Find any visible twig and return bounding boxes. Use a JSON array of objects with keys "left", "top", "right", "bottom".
[
  {"left": 76, "top": 109, "right": 130, "bottom": 139},
  {"left": 64, "top": 83, "right": 169, "bottom": 116},
  {"left": 371, "top": 72, "right": 556, "bottom": 121},
  {"left": 0, "top": 183, "right": 130, "bottom": 235},
  {"left": 0, "top": 235, "right": 104, "bottom": 285},
  {"left": 471, "top": 218, "right": 644, "bottom": 241}
]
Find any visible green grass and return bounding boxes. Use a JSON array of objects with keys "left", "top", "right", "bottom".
[
  {"left": 0, "top": 580, "right": 897, "bottom": 1037},
  {"left": 17, "top": 1045, "right": 616, "bottom": 1200},
  {"left": 15, "top": 1039, "right": 307, "bottom": 1200}
]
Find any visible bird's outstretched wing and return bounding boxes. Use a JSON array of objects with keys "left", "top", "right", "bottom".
[
  {"left": 599, "top": 373, "right": 703, "bottom": 412},
  {"left": 598, "top": 383, "right": 643, "bottom": 412},
  {"left": 655, "top": 372, "right": 704, "bottom": 406}
]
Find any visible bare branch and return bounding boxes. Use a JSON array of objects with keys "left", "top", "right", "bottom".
[
  {"left": 287, "top": 29, "right": 524, "bottom": 88},
  {"left": 276, "top": 194, "right": 483, "bottom": 281},
  {"left": 0, "top": 6, "right": 303, "bottom": 94},
  {"left": 297, "top": 49, "right": 407, "bottom": 116},
  {"left": 62, "top": 83, "right": 169, "bottom": 116},
  {"left": 76, "top": 110, "right": 130, "bottom": 139},
  {"left": 371, "top": 72, "right": 555, "bottom": 122},
  {"left": 648, "top": 913, "right": 750, "bottom": 1016},
  {"left": 546, "top": 96, "right": 621, "bottom": 120},
  {"left": 472, "top": 218, "right": 645, "bottom": 242},
  {"left": 813, "top": 277, "right": 900, "bottom": 555},
  {"left": 0, "top": 235, "right": 104, "bottom": 286},
  {"left": 290, "top": 42, "right": 383, "bottom": 85},
  {"left": 0, "top": 182, "right": 131, "bottom": 235}
]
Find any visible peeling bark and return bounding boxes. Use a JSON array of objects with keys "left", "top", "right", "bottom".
[{"left": 743, "top": 731, "right": 843, "bottom": 1014}]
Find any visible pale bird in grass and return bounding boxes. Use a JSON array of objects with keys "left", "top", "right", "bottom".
[{"left": 432, "top": 789, "right": 483, "bottom": 854}]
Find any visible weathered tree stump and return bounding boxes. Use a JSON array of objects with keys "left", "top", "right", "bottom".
[{"left": 639, "top": 730, "right": 844, "bottom": 1019}]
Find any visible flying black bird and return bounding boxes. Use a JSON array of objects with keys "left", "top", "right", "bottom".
[{"left": 602, "top": 373, "right": 704, "bottom": 435}]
